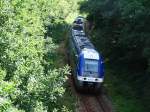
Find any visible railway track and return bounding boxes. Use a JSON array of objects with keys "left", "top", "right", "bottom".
[
  {"left": 80, "top": 94, "right": 105, "bottom": 112},
  {"left": 65, "top": 36, "right": 113, "bottom": 112},
  {"left": 68, "top": 75, "right": 113, "bottom": 112}
]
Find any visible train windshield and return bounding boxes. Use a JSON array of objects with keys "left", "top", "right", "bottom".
[
  {"left": 84, "top": 59, "right": 98, "bottom": 73},
  {"left": 73, "top": 25, "right": 83, "bottom": 31}
]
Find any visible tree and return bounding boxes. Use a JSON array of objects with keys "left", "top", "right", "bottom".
[
  {"left": 80, "top": 0, "right": 150, "bottom": 111},
  {"left": 0, "top": 0, "right": 79, "bottom": 111}
]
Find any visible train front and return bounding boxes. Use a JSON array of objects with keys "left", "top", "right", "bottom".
[{"left": 75, "top": 48, "right": 104, "bottom": 91}]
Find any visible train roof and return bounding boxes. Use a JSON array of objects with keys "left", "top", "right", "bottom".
[
  {"left": 72, "top": 30, "right": 97, "bottom": 54},
  {"left": 74, "top": 16, "right": 84, "bottom": 22},
  {"left": 73, "top": 16, "right": 85, "bottom": 28},
  {"left": 71, "top": 16, "right": 100, "bottom": 59}
]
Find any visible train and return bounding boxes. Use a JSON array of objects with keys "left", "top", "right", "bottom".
[{"left": 69, "top": 16, "right": 104, "bottom": 92}]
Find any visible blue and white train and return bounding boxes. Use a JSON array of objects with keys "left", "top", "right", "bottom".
[{"left": 69, "top": 17, "right": 104, "bottom": 91}]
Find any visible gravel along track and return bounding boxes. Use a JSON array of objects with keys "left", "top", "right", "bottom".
[{"left": 68, "top": 76, "right": 113, "bottom": 112}]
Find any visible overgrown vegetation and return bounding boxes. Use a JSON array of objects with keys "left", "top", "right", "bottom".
[
  {"left": 0, "top": 0, "right": 81, "bottom": 111},
  {"left": 79, "top": 0, "right": 150, "bottom": 111}
]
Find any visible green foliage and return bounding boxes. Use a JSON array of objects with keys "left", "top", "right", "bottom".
[
  {"left": 105, "top": 69, "right": 145, "bottom": 112},
  {"left": 80, "top": 0, "right": 150, "bottom": 111},
  {"left": 0, "top": 97, "right": 24, "bottom": 112},
  {"left": 0, "top": 0, "right": 81, "bottom": 111},
  {"left": 0, "top": 68, "right": 6, "bottom": 81}
]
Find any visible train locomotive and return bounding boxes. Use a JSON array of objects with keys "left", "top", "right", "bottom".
[{"left": 69, "top": 16, "right": 104, "bottom": 91}]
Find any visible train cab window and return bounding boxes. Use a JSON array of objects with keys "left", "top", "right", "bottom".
[
  {"left": 76, "top": 19, "right": 83, "bottom": 24},
  {"left": 84, "top": 59, "right": 98, "bottom": 73},
  {"left": 73, "top": 25, "right": 83, "bottom": 31}
]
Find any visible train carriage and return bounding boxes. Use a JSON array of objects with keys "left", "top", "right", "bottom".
[{"left": 69, "top": 17, "right": 104, "bottom": 92}]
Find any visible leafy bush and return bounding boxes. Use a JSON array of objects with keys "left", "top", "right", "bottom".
[
  {"left": 0, "top": 0, "right": 80, "bottom": 111},
  {"left": 80, "top": 0, "right": 150, "bottom": 111}
]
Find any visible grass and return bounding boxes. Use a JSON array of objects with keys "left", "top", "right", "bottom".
[{"left": 105, "top": 68, "right": 145, "bottom": 112}]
